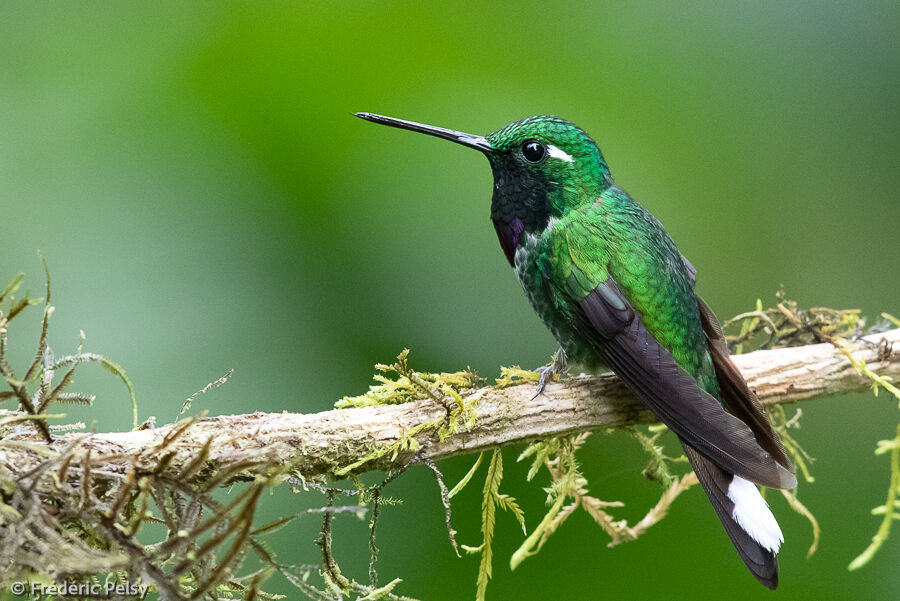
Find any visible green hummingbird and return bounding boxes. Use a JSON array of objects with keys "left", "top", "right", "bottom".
[{"left": 355, "top": 112, "right": 797, "bottom": 589}]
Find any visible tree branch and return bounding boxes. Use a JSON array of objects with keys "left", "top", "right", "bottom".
[{"left": 3, "top": 329, "right": 898, "bottom": 488}]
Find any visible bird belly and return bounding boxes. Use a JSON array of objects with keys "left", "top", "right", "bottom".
[{"left": 514, "top": 239, "right": 600, "bottom": 368}]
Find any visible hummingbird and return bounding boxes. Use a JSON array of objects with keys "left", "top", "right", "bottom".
[{"left": 355, "top": 112, "right": 797, "bottom": 588}]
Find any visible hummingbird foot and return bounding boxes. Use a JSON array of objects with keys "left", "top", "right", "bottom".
[{"left": 532, "top": 347, "right": 568, "bottom": 399}]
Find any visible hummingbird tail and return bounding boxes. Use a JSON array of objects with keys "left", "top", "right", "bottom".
[{"left": 683, "top": 444, "right": 781, "bottom": 589}]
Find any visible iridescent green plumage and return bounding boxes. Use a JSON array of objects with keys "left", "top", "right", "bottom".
[
  {"left": 535, "top": 187, "right": 716, "bottom": 390},
  {"left": 482, "top": 116, "right": 716, "bottom": 391},
  {"left": 356, "top": 112, "right": 796, "bottom": 589}
]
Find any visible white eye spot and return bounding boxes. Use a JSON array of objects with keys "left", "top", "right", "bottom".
[{"left": 545, "top": 144, "right": 574, "bottom": 162}]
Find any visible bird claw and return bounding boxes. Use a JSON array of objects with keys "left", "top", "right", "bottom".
[
  {"left": 532, "top": 366, "right": 553, "bottom": 400},
  {"left": 532, "top": 348, "right": 568, "bottom": 400}
]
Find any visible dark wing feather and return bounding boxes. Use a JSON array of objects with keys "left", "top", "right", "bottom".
[
  {"left": 697, "top": 297, "right": 796, "bottom": 485},
  {"left": 683, "top": 445, "right": 779, "bottom": 589},
  {"left": 575, "top": 278, "right": 795, "bottom": 489}
]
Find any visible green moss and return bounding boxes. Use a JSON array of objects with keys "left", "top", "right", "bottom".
[
  {"left": 336, "top": 349, "right": 483, "bottom": 408},
  {"left": 333, "top": 350, "right": 482, "bottom": 476}
]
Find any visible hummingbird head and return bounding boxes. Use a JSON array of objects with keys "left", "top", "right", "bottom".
[
  {"left": 484, "top": 116, "right": 612, "bottom": 259},
  {"left": 354, "top": 113, "right": 612, "bottom": 264}
]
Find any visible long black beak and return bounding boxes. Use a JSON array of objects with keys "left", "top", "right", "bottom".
[{"left": 354, "top": 112, "right": 495, "bottom": 153}]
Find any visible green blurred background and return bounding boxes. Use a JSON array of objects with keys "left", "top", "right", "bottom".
[{"left": 2, "top": 2, "right": 899, "bottom": 599}]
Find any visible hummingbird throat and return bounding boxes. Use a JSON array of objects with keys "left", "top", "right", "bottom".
[
  {"left": 493, "top": 217, "right": 526, "bottom": 266},
  {"left": 488, "top": 163, "right": 558, "bottom": 265}
]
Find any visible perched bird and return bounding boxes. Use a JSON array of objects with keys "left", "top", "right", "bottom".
[{"left": 355, "top": 112, "right": 797, "bottom": 588}]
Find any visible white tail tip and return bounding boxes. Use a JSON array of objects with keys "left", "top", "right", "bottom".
[{"left": 727, "top": 476, "right": 784, "bottom": 553}]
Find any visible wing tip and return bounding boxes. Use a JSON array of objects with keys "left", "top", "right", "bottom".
[{"left": 777, "top": 462, "right": 798, "bottom": 490}]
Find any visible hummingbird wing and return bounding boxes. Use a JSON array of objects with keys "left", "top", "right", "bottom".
[
  {"left": 537, "top": 204, "right": 793, "bottom": 588},
  {"left": 572, "top": 275, "right": 794, "bottom": 489},
  {"left": 539, "top": 214, "right": 795, "bottom": 489},
  {"left": 560, "top": 265, "right": 790, "bottom": 586}
]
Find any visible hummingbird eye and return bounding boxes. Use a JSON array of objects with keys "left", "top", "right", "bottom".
[{"left": 521, "top": 140, "right": 546, "bottom": 163}]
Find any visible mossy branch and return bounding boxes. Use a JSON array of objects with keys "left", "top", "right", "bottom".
[
  {"left": 2, "top": 328, "right": 897, "bottom": 489},
  {"left": 3, "top": 268, "right": 899, "bottom": 600}
]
